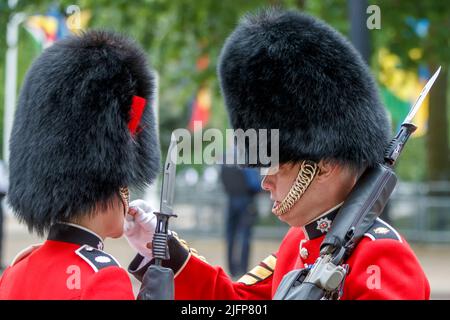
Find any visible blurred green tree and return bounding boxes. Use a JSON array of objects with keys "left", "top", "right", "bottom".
[{"left": 1, "top": 0, "right": 448, "bottom": 182}]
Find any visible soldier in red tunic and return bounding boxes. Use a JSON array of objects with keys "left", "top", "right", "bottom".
[
  {"left": 127, "top": 9, "right": 430, "bottom": 300},
  {"left": 0, "top": 30, "right": 160, "bottom": 299}
]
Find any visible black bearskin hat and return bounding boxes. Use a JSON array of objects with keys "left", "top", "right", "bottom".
[
  {"left": 8, "top": 30, "right": 160, "bottom": 235},
  {"left": 218, "top": 9, "right": 391, "bottom": 169}
]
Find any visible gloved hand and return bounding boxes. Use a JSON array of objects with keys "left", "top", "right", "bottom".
[{"left": 124, "top": 199, "right": 156, "bottom": 259}]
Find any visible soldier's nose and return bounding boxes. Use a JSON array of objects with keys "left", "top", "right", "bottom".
[{"left": 261, "top": 175, "right": 274, "bottom": 192}]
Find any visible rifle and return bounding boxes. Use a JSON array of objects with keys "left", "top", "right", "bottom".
[{"left": 273, "top": 67, "right": 441, "bottom": 300}]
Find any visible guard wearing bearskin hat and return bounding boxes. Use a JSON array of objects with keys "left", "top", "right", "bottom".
[
  {"left": 0, "top": 30, "right": 160, "bottom": 299},
  {"left": 126, "top": 9, "right": 430, "bottom": 300}
]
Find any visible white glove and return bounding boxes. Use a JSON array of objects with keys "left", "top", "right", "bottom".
[{"left": 124, "top": 199, "right": 156, "bottom": 259}]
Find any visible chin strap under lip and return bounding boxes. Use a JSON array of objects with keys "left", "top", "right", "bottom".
[{"left": 272, "top": 160, "right": 319, "bottom": 216}]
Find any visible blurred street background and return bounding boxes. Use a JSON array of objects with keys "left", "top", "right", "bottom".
[{"left": 0, "top": 0, "right": 449, "bottom": 299}]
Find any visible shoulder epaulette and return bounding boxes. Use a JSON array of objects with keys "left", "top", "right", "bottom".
[
  {"left": 75, "top": 245, "right": 120, "bottom": 272},
  {"left": 364, "top": 218, "right": 403, "bottom": 242}
]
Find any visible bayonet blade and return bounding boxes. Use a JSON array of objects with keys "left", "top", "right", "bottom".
[
  {"left": 160, "top": 135, "right": 178, "bottom": 214},
  {"left": 404, "top": 66, "right": 441, "bottom": 124}
]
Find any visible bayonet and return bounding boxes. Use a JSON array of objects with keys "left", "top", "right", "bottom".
[
  {"left": 385, "top": 67, "right": 441, "bottom": 166},
  {"left": 404, "top": 67, "right": 441, "bottom": 124},
  {"left": 159, "top": 136, "right": 177, "bottom": 215},
  {"left": 153, "top": 135, "right": 178, "bottom": 265}
]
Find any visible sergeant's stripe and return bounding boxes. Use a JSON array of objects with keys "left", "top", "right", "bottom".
[
  {"left": 256, "top": 265, "right": 273, "bottom": 278},
  {"left": 262, "top": 254, "right": 276, "bottom": 271},
  {"left": 238, "top": 274, "right": 258, "bottom": 285},
  {"left": 238, "top": 254, "right": 277, "bottom": 285},
  {"left": 247, "top": 271, "right": 264, "bottom": 281},
  {"left": 260, "top": 261, "right": 274, "bottom": 272},
  {"left": 238, "top": 267, "right": 270, "bottom": 285}
]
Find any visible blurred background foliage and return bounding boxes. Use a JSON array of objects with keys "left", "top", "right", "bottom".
[{"left": 0, "top": 0, "right": 449, "bottom": 182}]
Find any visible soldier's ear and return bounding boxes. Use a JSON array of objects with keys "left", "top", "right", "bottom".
[{"left": 315, "top": 160, "right": 339, "bottom": 182}]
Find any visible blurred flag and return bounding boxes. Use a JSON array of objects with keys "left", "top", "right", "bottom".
[
  {"left": 188, "top": 85, "right": 212, "bottom": 131},
  {"left": 25, "top": 14, "right": 60, "bottom": 49},
  {"left": 188, "top": 54, "right": 212, "bottom": 131},
  {"left": 24, "top": 6, "right": 90, "bottom": 49}
]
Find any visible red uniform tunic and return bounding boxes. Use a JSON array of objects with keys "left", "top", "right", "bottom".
[
  {"left": 0, "top": 223, "right": 135, "bottom": 300},
  {"left": 131, "top": 207, "right": 430, "bottom": 300}
]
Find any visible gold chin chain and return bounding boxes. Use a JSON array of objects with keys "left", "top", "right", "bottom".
[
  {"left": 119, "top": 187, "right": 130, "bottom": 215},
  {"left": 273, "top": 160, "right": 319, "bottom": 216}
]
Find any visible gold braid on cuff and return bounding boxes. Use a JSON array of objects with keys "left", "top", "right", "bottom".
[
  {"left": 171, "top": 231, "right": 207, "bottom": 262},
  {"left": 272, "top": 160, "right": 319, "bottom": 216}
]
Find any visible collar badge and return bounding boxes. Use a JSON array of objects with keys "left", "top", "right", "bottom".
[{"left": 316, "top": 217, "right": 332, "bottom": 233}]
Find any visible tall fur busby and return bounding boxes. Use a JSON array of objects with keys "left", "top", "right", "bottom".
[
  {"left": 218, "top": 9, "right": 391, "bottom": 169},
  {"left": 8, "top": 30, "right": 160, "bottom": 235}
]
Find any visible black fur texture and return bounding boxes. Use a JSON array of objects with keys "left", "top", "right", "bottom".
[
  {"left": 8, "top": 30, "right": 160, "bottom": 235},
  {"left": 218, "top": 9, "right": 391, "bottom": 169}
]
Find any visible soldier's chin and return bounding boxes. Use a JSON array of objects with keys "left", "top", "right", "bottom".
[
  {"left": 272, "top": 202, "right": 302, "bottom": 227},
  {"left": 272, "top": 201, "right": 289, "bottom": 219}
]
